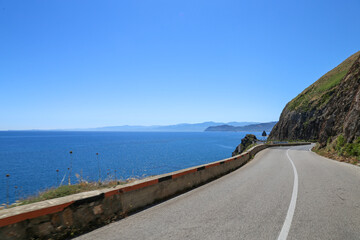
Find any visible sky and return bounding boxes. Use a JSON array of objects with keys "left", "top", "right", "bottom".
[{"left": 1, "top": 0, "right": 360, "bottom": 130}]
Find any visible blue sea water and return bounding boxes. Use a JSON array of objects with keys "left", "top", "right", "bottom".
[{"left": 0, "top": 131, "right": 266, "bottom": 205}]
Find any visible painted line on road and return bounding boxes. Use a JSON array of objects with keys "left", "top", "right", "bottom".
[{"left": 277, "top": 148, "right": 299, "bottom": 240}]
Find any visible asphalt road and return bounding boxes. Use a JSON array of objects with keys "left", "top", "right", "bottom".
[{"left": 76, "top": 145, "right": 360, "bottom": 240}]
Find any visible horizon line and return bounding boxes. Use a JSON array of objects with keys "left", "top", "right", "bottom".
[{"left": 0, "top": 120, "right": 278, "bottom": 131}]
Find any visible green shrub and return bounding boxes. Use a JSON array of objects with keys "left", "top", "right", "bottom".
[
  {"left": 336, "top": 135, "right": 345, "bottom": 152},
  {"left": 343, "top": 137, "right": 360, "bottom": 157}
]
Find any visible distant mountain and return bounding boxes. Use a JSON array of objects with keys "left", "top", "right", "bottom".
[
  {"left": 205, "top": 122, "right": 277, "bottom": 132},
  {"left": 223, "top": 122, "right": 259, "bottom": 127},
  {"left": 75, "top": 122, "right": 260, "bottom": 132},
  {"left": 205, "top": 125, "right": 238, "bottom": 131}
]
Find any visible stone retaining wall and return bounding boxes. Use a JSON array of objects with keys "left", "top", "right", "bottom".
[{"left": 0, "top": 143, "right": 310, "bottom": 240}]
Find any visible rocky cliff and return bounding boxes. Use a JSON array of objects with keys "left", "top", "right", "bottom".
[
  {"left": 269, "top": 51, "right": 360, "bottom": 147},
  {"left": 232, "top": 134, "right": 257, "bottom": 156}
]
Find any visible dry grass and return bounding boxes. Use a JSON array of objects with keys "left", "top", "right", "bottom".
[
  {"left": 287, "top": 51, "right": 360, "bottom": 112},
  {"left": 313, "top": 143, "right": 359, "bottom": 165},
  {"left": 3, "top": 179, "right": 140, "bottom": 209}
]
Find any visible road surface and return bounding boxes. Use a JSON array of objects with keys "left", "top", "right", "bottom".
[{"left": 76, "top": 145, "right": 360, "bottom": 240}]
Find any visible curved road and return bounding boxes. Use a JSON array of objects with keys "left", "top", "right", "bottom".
[{"left": 76, "top": 145, "right": 360, "bottom": 240}]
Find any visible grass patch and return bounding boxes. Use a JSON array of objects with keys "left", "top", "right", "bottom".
[
  {"left": 287, "top": 51, "right": 360, "bottom": 112},
  {"left": 316, "top": 70, "right": 347, "bottom": 93},
  {"left": 244, "top": 143, "right": 257, "bottom": 152},
  {"left": 336, "top": 135, "right": 360, "bottom": 158}
]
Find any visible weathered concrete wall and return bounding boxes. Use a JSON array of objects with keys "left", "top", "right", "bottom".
[{"left": 0, "top": 143, "right": 310, "bottom": 240}]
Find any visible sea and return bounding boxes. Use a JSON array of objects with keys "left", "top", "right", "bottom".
[{"left": 0, "top": 131, "right": 266, "bottom": 205}]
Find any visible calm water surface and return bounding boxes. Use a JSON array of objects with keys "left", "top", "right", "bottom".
[{"left": 0, "top": 131, "right": 265, "bottom": 205}]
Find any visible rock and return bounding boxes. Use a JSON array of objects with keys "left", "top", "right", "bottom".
[
  {"left": 74, "top": 206, "right": 94, "bottom": 227},
  {"left": 232, "top": 134, "right": 257, "bottom": 156},
  {"left": 262, "top": 131, "right": 267, "bottom": 137},
  {"left": 61, "top": 208, "right": 73, "bottom": 227},
  {"left": 93, "top": 205, "right": 103, "bottom": 215},
  {"left": 37, "top": 222, "right": 54, "bottom": 237},
  {"left": 0, "top": 223, "right": 27, "bottom": 240}
]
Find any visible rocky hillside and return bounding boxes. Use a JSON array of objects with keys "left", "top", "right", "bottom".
[{"left": 269, "top": 51, "right": 360, "bottom": 148}]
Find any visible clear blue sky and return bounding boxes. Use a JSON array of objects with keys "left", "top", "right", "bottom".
[{"left": 1, "top": 0, "right": 359, "bottom": 130}]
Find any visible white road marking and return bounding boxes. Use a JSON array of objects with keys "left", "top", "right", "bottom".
[{"left": 277, "top": 148, "right": 299, "bottom": 240}]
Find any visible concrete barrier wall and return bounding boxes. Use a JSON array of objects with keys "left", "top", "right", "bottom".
[{"left": 0, "top": 142, "right": 310, "bottom": 240}]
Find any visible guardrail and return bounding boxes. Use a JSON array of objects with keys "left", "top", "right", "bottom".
[{"left": 0, "top": 142, "right": 310, "bottom": 240}]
